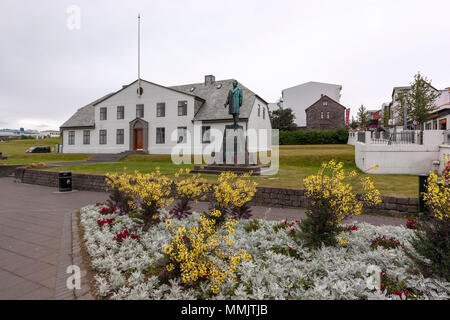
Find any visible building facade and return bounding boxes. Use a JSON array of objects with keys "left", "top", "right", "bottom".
[
  {"left": 60, "top": 76, "right": 272, "bottom": 155},
  {"left": 305, "top": 95, "right": 346, "bottom": 130},
  {"left": 278, "top": 81, "right": 342, "bottom": 128}
]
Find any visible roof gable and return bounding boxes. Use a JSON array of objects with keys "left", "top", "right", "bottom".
[{"left": 305, "top": 95, "right": 346, "bottom": 112}]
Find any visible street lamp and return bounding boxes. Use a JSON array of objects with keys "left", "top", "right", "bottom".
[{"left": 403, "top": 89, "right": 408, "bottom": 130}]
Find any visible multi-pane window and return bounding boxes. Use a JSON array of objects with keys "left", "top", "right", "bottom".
[
  {"left": 117, "top": 106, "right": 124, "bottom": 119},
  {"left": 156, "top": 128, "right": 165, "bottom": 144},
  {"left": 68, "top": 131, "right": 75, "bottom": 145},
  {"left": 177, "top": 127, "right": 187, "bottom": 143},
  {"left": 321, "top": 111, "right": 324, "bottom": 119},
  {"left": 263, "top": 107, "right": 265, "bottom": 119},
  {"left": 136, "top": 104, "right": 144, "bottom": 118},
  {"left": 83, "top": 130, "right": 90, "bottom": 145},
  {"left": 258, "top": 105, "right": 261, "bottom": 117},
  {"left": 323, "top": 100, "right": 328, "bottom": 106},
  {"left": 99, "top": 130, "right": 107, "bottom": 144},
  {"left": 202, "top": 126, "right": 211, "bottom": 143},
  {"left": 157, "top": 103, "right": 165, "bottom": 117},
  {"left": 116, "top": 129, "right": 124, "bottom": 144},
  {"left": 326, "top": 112, "right": 330, "bottom": 119},
  {"left": 100, "top": 107, "right": 107, "bottom": 120},
  {"left": 178, "top": 101, "right": 187, "bottom": 116}
]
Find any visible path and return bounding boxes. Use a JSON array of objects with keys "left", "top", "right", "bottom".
[
  {"left": 0, "top": 177, "right": 407, "bottom": 300},
  {"left": 0, "top": 177, "right": 108, "bottom": 300},
  {"left": 45, "top": 151, "right": 144, "bottom": 167}
]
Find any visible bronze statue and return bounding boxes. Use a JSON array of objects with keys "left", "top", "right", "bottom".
[{"left": 224, "top": 80, "right": 243, "bottom": 129}]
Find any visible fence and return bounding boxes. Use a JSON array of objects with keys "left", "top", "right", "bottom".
[
  {"left": 368, "top": 130, "right": 424, "bottom": 145},
  {"left": 357, "top": 131, "right": 366, "bottom": 143},
  {"left": 444, "top": 130, "right": 450, "bottom": 145}
]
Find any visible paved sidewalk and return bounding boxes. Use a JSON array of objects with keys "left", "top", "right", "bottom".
[
  {"left": 0, "top": 177, "right": 108, "bottom": 300},
  {"left": 186, "top": 202, "right": 408, "bottom": 226},
  {"left": 0, "top": 177, "right": 407, "bottom": 300}
]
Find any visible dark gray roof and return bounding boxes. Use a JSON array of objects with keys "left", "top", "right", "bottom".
[
  {"left": 60, "top": 93, "right": 114, "bottom": 129},
  {"left": 61, "top": 78, "right": 267, "bottom": 128},
  {"left": 170, "top": 79, "right": 265, "bottom": 121}
]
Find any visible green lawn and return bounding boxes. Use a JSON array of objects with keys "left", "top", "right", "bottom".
[
  {"left": 0, "top": 137, "right": 93, "bottom": 164},
  {"left": 42, "top": 145, "right": 419, "bottom": 197}
]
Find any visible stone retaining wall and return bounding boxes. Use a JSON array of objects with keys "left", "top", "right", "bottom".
[
  {"left": 0, "top": 165, "right": 22, "bottom": 177},
  {"left": 15, "top": 168, "right": 107, "bottom": 191},
  {"left": 15, "top": 168, "right": 419, "bottom": 216}
]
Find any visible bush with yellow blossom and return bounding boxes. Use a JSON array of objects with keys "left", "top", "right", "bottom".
[
  {"left": 162, "top": 209, "right": 252, "bottom": 295},
  {"left": 105, "top": 171, "right": 134, "bottom": 215},
  {"left": 171, "top": 168, "right": 210, "bottom": 219},
  {"left": 107, "top": 168, "right": 174, "bottom": 231},
  {"left": 211, "top": 171, "right": 258, "bottom": 222},
  {"left": 405, "top": 157, "right": 450, "bottom": 281},
  {"left": 299, "top": 160, "right": 382, "bottom": 248}
]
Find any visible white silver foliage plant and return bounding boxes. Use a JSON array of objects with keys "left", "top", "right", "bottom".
[{"left": 79, "top": 205, "right": 450, "bottom": 300}]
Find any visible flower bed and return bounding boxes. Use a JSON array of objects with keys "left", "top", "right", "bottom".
[{"left": 79, "top": 204, "right": 450, "bottom": 300}]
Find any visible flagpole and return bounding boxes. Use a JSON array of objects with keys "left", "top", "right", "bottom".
[{"left": 138, "top": 13, "right": 141, "bottom": 97}]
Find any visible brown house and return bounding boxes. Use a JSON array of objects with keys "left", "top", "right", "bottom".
[{"left": 305, "top": 95, "right": 346, "bottom": 130}]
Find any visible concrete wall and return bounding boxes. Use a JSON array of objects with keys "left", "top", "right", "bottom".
[
  {"left": 355, "top": 130, "right": 448, "bottom": 175},
  {"left": 355, "top": 142, "right": 441, "bottom": 175},
  {"left": 347, "top": 132, "right": 356, "bottom": 145},
  {"left": 15, "top": 168, "right": 419, "bottom": 217}
]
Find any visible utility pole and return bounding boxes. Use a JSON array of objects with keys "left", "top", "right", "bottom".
[{"left": 403, "top": 89, "right": 408, "bottom": 130}]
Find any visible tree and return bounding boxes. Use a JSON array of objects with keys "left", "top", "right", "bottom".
[
  {"left": 357, "top": 105, "right": 369, "bottom": 129},
  {"left": 349, "top": 116, "right": 359, "bottom": 129},
  {"left": 382, "top": 108, "right": 390, "bottom": 128},
  {"left": 406, "top": 72, "right": 440, "bottom": 130},
  {"left": 270, "top": 108, "right": 297, "bottom": 131}
]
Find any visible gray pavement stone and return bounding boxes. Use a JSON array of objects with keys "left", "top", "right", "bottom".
[{"left": 0, "top": 177, "right": 108, "bottom": 300}]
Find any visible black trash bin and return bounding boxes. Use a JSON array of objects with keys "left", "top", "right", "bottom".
[{"left": 59, "top": 171, "right": 72, "bottom": 192}]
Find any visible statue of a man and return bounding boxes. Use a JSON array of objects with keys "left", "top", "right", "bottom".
[{"left": 224, "top": 80, "right": 243, "bottom": 129}]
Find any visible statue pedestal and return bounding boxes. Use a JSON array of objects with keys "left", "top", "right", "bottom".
[{"left": 192, "top": 124, "right": 265, "bottom": 176}]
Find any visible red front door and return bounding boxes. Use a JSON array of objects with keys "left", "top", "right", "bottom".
[{"left": 134, "top": 128, "right": 143, "bottom": 150}]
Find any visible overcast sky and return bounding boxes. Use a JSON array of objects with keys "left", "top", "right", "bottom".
[{"left": 1, "top": 0, "right": 449, "bottom": 130}]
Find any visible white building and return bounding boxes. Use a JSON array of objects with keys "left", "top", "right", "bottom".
[
  {"left": 38, "top": 130, "right": 60, "bottom": 138},
  {"left": 424, "top": 87, "right": 450, "bottom": 131},
  {"left": 60, "top": 75, "right": 272, "bottom": 155},
  {"left": 277, "top": 81, "right": 342, "bottom": 128}
]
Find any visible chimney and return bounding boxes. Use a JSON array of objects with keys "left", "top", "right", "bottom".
[{"left": 205, "top": 75, "right": 215, "bottom": 86}]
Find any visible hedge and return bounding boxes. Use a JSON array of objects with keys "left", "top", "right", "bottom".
[{"left": 279, "top": 128, "right": 349, "bottom": 145}]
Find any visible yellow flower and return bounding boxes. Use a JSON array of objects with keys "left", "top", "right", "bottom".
[
  {"left": 166, "top": 219, "right": 172, "bottom": 227},
  {"left": 337, "top": 236, "right": 348, "bottom": 245},
  {"left": 166, "top": 263, "right": 175, "bottom": 272}
]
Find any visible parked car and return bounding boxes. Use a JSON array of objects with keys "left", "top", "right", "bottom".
[{"left": 26, "top": 146, "right": 51, "bottom": 153}]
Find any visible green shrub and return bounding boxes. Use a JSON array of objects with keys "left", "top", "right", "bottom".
[{"left": 279, "top": 128, "right": 349, "bottom": 145}]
